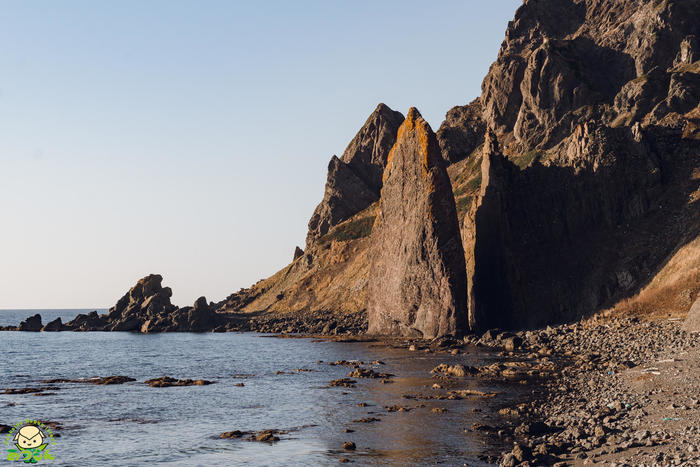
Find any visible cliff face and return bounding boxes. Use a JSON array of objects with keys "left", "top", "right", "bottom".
[
  {"left": 464, "top": 0, "right": 700, "bottom": 330},
  {"left": 482, "top": 0, "right": 700, "bottom": 149},
  {"left": 209, "top": 0, "right": 699, "bottom": 336}
]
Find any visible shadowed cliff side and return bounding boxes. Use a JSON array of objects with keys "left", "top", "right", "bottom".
[
  {"left": 464, "top": 124, "right": 699, "bottom": 331},
  {"left": 462, "top": 0, "right": 700, "bottom": 330}
]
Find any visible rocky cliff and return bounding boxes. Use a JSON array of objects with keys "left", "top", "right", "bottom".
[
  {"left": 229, "top": 0, "right": 698, "bottom": 335},
  {"left": 464, "top": 0, "right": 700, "bottom": 330}
]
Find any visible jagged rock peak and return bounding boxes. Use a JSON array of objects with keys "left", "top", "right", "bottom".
[
  {"left": 306, "top": 104, "right": 404, "bottom": 245},
  {"left": 482, "top": 0, "right": 700, "bottom": 148},
  {"left": 340, "top": 102, "right": 405, "bottom": 193},
  {"left": 437, "top": 98, "right": 486, "bottom": 163},
  {"left": 367, "top": 106, "right": 467, "bottom": 339},
  {"left": 293, "top": 246, "right": 304, "bottom": 260}
]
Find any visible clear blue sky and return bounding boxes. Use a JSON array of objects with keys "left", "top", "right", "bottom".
[{"left": 0, "top": 0, "right": 521, "bottom": 309}]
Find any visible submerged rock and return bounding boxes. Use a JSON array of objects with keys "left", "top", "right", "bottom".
[
  {"left": 367, "top": 107, "right": 467, "bottom": 339},
  {"left": 42, "top": 376, "right": 135, "bottom": 385},
  {"left": 145, "top": 376, "right": 215, "bottom": 387}
]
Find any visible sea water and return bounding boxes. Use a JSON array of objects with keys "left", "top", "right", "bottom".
[{"left": 0, "top": 310, "right": 520, "bottom": 466}]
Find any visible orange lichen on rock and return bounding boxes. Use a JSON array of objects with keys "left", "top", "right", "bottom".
[{"left": 383, "top": 107, "right": 439, "bottom": 193}]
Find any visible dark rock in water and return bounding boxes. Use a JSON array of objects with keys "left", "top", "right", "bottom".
[
  {"left": 436, "top": 98, "right": 485, "bottom": 163},
  {"left": 306, "top": 103, "right": 404, "bottom": 245},
  {"left": 327, "top": 378, "right": 357, "bottom": 388},
  {"left": 30, "top": 274, "right": 227, "bottom": 333},
  {"left": 0, "top": 425, "right": 11, "bottom": 433},
  {"left": 367, "top": 107, "right": 467, "bottom": 339},
  {"left": 683, "top": 298, "right": 700, "bottom": 333},
  {"left": 41, "top": 317, "right": 64, "bottom": 332},
  {"left": 187, "top": 296, "right": 218, "bottom": 332},
  {"left": 2, "top": 387, "right": 46, "bottom": 395},
  {"left": 293, "top": 246, "right": 304, "bottom": 260},
  {"left": 346, "top": 368, "right": 393, "bottom": 379},
  {"left": 219, "top": 428, "right": 285, "bottom": 443},
  {"left": 145, "top": 376, "right": 215, "bottom": 387},
  {"left": 252, "top": 430, "right": 280, "bottom": 443},
  {"left": 18, "top": 314, "right": 42, "bottom": 332},
  {"left": 42, "top": 376, "right": 135, "bottom": 385},
  {"left": 110, "top": 316, "right": 140, "bottom": 332},
  {"left": 106, "top": 274, "right": 176, "bottom": 324},
  {"left": 68, "top": 311, "right": 107, "bottom": 331}
]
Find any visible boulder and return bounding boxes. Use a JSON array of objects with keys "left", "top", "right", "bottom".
[
  {"left": 109, "top": 317, "right": 142, "bottom": 332},
  {"left": 367, "top": 107, "right": 467, "bottom": 338},
  {"left": 682, "top": 298, "right": 700, "bottom": 333},
  {"left": 18, "top": 314, "right": 42, "bottom": 332},
  {"left": 68, "top": 311, "right": 107, "bottom": 331}
]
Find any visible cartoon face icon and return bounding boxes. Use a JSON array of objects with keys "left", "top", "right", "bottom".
[{"left": 13, "top": 425, "right": 45, "bottom": 450}]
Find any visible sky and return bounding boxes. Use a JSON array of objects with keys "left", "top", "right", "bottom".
[{"left": 0, "top": 0, "right": 522, "bottom": 309}]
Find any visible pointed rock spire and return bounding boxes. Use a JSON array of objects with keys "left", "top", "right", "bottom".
[{"left": 367, "top": 107, "right": 467, "bottom": 339}]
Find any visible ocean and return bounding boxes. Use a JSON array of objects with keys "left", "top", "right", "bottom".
[{"left": 0, "top": 309, "right": 519, "bottom": 466}]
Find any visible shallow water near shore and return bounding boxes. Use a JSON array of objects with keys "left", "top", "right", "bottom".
[{"left": 1, "top": 310, "right": 522, "bottom": 466}]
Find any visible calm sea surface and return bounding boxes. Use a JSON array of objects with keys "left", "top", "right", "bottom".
[{"left": 0, "top": 309, "right": 521, "bottom": 466}]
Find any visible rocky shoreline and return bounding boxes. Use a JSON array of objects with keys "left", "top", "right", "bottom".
[
  {"left": 0, "top": 274, "right": 368, "bottom": 335},
  {"left": 480, "top": 318, "right": 700, "bottom": 466}
]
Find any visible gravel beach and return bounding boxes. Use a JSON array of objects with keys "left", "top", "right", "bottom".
[{"left": 486, "top": 318, "right": 700, "bottom": 466}]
